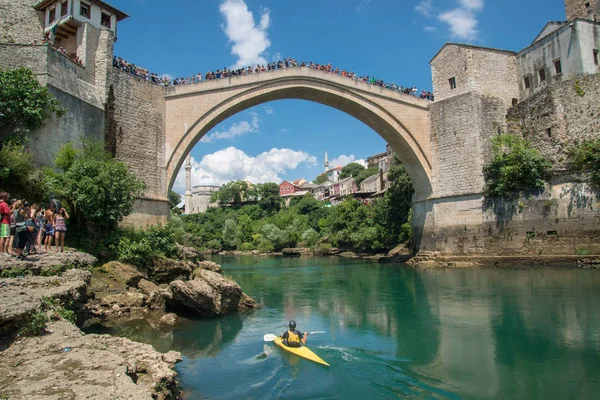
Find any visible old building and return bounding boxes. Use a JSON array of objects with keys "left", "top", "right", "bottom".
[
  {"left": 366, "top": 152, "right": 389, "bottom": 172},
  {"left": 518, "top": 19, "right": 600, "bottom": 98}
]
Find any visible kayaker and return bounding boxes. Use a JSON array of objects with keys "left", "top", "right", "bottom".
[{"left": 281, "top": 320, "right": 308, "bottom": 348}]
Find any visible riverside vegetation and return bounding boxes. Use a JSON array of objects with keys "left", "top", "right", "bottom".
[{"left": 181, "top": 160, "right": 413, "bottom": 255}]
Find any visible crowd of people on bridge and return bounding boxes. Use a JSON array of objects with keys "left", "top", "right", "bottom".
[
  {"left": 0, "top": 193, "right": 69, "bottom": 260},
  {"left": 112, "top": 56, "right": 434, "bottom": 100}
]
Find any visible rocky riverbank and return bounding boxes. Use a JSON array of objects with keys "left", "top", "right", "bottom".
[
  {"left": 214, "top": 243, "right": 413, "bottom": 263},
  {"left": 0, "top": 249, "right": 257, "bottom": 399},
  {"left": 407, "top": 252, "right": 600, "bottom": 269}
]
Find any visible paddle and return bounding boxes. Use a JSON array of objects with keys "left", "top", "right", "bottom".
[{"left": 264, "top": 331, "right": 326, "bottom": 342}]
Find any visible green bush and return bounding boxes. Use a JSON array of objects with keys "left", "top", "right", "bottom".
[
  {"left": 116, "top": 237, "right": 155, "bottom": 268},
  {"left": 483, "top": 134, "right": 552, "bottom": 199},
  {"left": 239, "top": 242, "right": 254, "bottom": 251},
  {"left": 206, "top": 239, "right": 222, "bottom": 250},
  {"left": 569, "top": 139, "right": 600, "bottom": 186},
  {"left": 257, "top": 239, "right": 275, "bottom": 253},
  {"left": 19, "top": 311, "right": 49, "bottom": 337},
  {"left": 57, "top": 307, "right": 77, "bottom": 324},
  {"left": 301, "top": 229, "right": 320, "bottom": 247}
]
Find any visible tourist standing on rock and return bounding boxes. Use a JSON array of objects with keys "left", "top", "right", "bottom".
[
  {"left": 11, "top": 200, "right": 29, "bottom": 260},
  {"left": 25, "top": 204, "right": 39, "bottom": 255},
  {"left": 0, "top": 192, "right": 10, "bottom": 255},
  {"left": 8, "top": 199, "right": 16, "bottom": 254},
  {"left": 36, "top": 206, "right": 46, "bottom": 249},
  {"left": 44, "top": 202, "right": 55, "bottom": 251},
  {"left": 54, "top": 207, "right": 69, "bottom": 253}
]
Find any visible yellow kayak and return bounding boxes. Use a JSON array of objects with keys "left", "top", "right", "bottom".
[{"left": 273, "top": 337, "right": 330, "bottom": 366}]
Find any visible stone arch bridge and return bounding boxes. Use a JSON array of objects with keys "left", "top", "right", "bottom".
[
  {"left": 164, "top": 67, "right": 433, "bottom": 202},
  {"left": 113, "top": 65, "right": 495, "bottom": 254}
]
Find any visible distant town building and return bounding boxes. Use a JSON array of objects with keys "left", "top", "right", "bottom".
[
  {"left": 188, "top": 185, "right": 220, "bottom": 214},
  {"left": 325, "top": 166, "right": 342, "bottom": 182},
  {"left": 367, "top": 152, "right": 389, "bottom": 172}
]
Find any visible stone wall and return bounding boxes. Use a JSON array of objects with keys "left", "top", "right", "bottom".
[
  {"left": 429, "top": 92, "right": 506, "bottom": 198},
  {"left": 0, "top": 0, "right": 44, "bottom": 44},
  {"left": 414, "top": 182, "right": 600, "bottom": 255},
  {"left": 105, "top": 69, "right": 167, "bottom": 201},
  {"left": 564, "top": 0, "right": 600, "bottom": 21},
  {"left": 507, "top": 72, "right": 600, "bottom": 171}
]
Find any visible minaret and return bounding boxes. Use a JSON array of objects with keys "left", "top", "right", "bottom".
[
  {"left": 324, "top": 151, "right": 330, "bottom": 172},
  {"left": 184, "top": 155, "right": 192, "bottom": 214}
]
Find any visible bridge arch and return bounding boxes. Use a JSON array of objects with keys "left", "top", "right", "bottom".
[{"left": 164, "top": 68, "right": 433, "bottom": 201}]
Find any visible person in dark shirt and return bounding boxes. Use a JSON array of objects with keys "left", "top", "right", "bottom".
[{"left": 282, "top": 320, "right": 308, "bottom": 348}]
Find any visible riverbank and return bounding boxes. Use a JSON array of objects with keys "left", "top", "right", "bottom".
[
  {"left": 0, "top": 249, "right": 257, "bottom": 399},
  {"left": 407, "top": 252, "right": 600, "bottom": 269}
]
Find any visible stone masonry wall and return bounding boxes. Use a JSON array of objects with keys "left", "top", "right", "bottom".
[
  {"left": 105, "top": 69, "right": 167, "bottom": 200},
  {"left": 0, "top": 0, "right": 44, "bottom": 44},
  {"left": 565, "top": 0, "right": 600, "bottom": 21},
  {"left": 415, "top": 181, "right": 600, "bottom": 255},
  {"left": 507, "top": 72, "right": 600, "bottom": 172},
  {"left": 429, "top": 92, "right": 506, "bottom": 198}
]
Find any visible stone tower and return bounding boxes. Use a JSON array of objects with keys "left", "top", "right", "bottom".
[
  {"left": 565, "top": 0, "right": 599, "bottom": 21},
  {"left": 184, "top": 155, "right": 192, "bottom": 214},
  {"left": 324, "top": 151, "right": 330, "bottom": 173}
]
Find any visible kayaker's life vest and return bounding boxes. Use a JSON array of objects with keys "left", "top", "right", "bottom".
[{"left": 285, "top": 330, "right": 301, "bottom": 347}]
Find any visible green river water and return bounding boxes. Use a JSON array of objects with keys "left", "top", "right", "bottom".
[{"left": 101, "top": 256, "right": 600, "bottom": 399}]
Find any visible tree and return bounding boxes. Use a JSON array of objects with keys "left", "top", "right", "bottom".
[
  {"left": 168, "top": 190, "right": 182, "bottom": 209},
  {"left": 373, "top": 161, "right": 413, "bottom": 247},
  {"left": 0, "top": 143, "right": 48, "bottom": 201},
  {"left": 314, "top": 173, "right": 328, "bottom": 184},
  {"left": 256, "top": 182, "right": 282, "bottom": 214},
  {"left": 47, "top": 140, "right": 146, "bottom": 236},
  {"left": 483, "top": 134, "right": 552, "bottom": 199},
  {"left": 222, "top": 219, "right": 238, "bottom": 250},
  {"left": 569, "top": 138, "right": 600, "bottom": 186},
  {"left": 339, "top": 163, "right": 365, "bottom": 180},
  {"left": 0, "top": 67, "right": 66, "bottom": 142},
  {"left": 211, "top": 180, "right": 249, "bottom": 205}
]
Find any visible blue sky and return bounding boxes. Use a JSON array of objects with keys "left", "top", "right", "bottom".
[{"left": 107, "top": 0, "right": 566, "bottom": 193}]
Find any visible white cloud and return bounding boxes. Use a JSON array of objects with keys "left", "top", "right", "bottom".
[
  {"left": 424, "top": 26, "right": 437, "bottom": 32},
  {"left": 200, "top": 114, "right": 259, "bottom": 143},
  {"left": 415, "top": 0, "right": 433, "bottom": 17},
  {"left": 263, "top": 105, "right": 274, "bottom": 115},
  {"left": 330, "top": 154, "right": 367, "bottom": 168},
  {"left": 355, "top": 0, "right": 372, "bottom": 12},
  {"left": 280, "top": 128, "right": 289, "bottom": 133},
  {"left": 459, "top": 0, "right": 483, "bottom": 11},
  {"left": 439, "top": 8, "right": 479, "bottom": 40},
  {"left": 219, "top": 0, "right": 272, "bottom": 69},
  {"left": 173, "top": 147, "right": 318, "bottom": 193}
]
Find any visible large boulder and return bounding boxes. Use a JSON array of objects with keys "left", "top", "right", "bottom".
[
  {"left": 192, "top": 260, "right": 222, "bottom": 275},
  {"left": 150, "top": 258, "right": 192, "bottom": 283},
  {"left": 177, "top": 244, "right": 203, "bottom": 262},
  {"left": 168, "top": 270, "right": 256, "bottom": 317},
  {"left": 100, "top": 262, "right": 146, "bottom": 287}
]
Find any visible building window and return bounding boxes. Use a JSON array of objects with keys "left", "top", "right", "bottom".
[
  {"left": 49, "top": 7, "right": 56, "bottom": 23},
  {"left": 80, "top": 2, "right": 90, "bottom": 19},
  {"left": 524, "top": 75, "right": 531, "bottom": 89},
  {"left": 101, "top": 12, "right": 111, "bottom": 28},
  {"left": 554, "top": 59, "right": 562, "bottom": 75},
  {"left": 448, "top": 77, "right": 456, "bottom": 90},
  {"left": 546, "top": 127, "right": 552, "bottom": 137},
  {"left": 538, "top": 68, "right": 546, "bottom": 82},
  {"left": 594, "top": 50, "right": 599, "bottom": 65},
  {"left": 512, "top": 98, "right": 518, "bottom": 106},
  {"left": 60, "top": 2, "right": 68, "bottom": 16}
]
